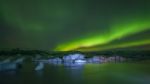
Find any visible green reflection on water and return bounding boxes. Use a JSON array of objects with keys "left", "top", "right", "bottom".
[
  {"left": 83, "top": 62, "right": 150, "bottom": 84},
  {"left": 1, "top": 60, "right": 150, "bottom": 84}
]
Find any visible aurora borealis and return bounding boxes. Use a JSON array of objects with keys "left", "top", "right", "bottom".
[{"left": 0, "top": 0, "right": 150, "bottom": 51}]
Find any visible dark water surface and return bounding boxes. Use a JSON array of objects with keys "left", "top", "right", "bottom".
[{"left": 0, "top": 60, "right": 150, "bottom": 84}]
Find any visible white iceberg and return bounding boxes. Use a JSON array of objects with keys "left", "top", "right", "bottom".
[{"left": 63, "top": 53, "right": 85, "bottom": 62}]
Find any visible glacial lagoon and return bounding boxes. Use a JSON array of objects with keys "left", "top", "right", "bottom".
[{"left": 0, "top": 54, "right": 150, "bottom": 84}]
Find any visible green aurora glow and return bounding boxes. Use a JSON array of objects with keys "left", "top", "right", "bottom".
[
  {"left": 55, "top": 17, "right": 150, "bottom": 51},
  {"left": 0, "top": 0, "right": 150, "bottom": 51}
]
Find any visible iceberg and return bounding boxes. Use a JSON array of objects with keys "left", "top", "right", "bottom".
[
  {"left": 87, "top": 56, "right": 101, "bottom": 63},
  {"left": 48, "top": 57, "right": 62, "bottom": 65},
  {"left": 35, "top": 62, "right": 44, "bottom": 71},
  {"left": 14, "top": 57, "right": 25, "bottom": 64},
  {"left": 63, "top": 54, "right": 85, "bottom": 62},
  {"left": 0, "top": 62, "right": 18, "bottom": 71},
  {"left": 0, "top": 59, "right": 11, "bottom": 64}
]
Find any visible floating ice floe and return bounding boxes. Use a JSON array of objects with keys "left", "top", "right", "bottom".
[
  {"left": 48, "top": 57, "right": 62, "bottom": 64},
  {"left": 106, "top": 56, "right": 126, "bottom": 62},
  {"left": 0, "top": 57, "right": 23, "bottom": 71},
  {"left": 35, "top": 62, "right": 44, "bottom": 71},
  {"left": 0, "top": 59, "right": 11, "bottom": 64},
  {"left": 86, "top": 56, "right": 101, "bottom": 63},
  {"left": 14, "top": 57, "right": 25, "bottom": 64},
  {"left": 87, "top": 56, "right": 126, "bottom": 63},
  {"left": 0, "top": 62, "right": 18, "bottom": 71}
]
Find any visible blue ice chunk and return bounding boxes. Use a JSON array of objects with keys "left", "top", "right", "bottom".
[{"left": 35, "top": 62, "right": 44, "bottom": 71}]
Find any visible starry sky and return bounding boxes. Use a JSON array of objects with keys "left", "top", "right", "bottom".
[{"left": 0, "top": 0, "right": 150, "bottom": 51}]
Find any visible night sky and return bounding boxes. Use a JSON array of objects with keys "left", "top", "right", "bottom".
[{"left": 0, "top": 0, "right": 150, "bottom": 51}]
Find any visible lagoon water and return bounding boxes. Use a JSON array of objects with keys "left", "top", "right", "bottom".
[{"left": 0, "top": 59, "right": 150, "bottom": 84}]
